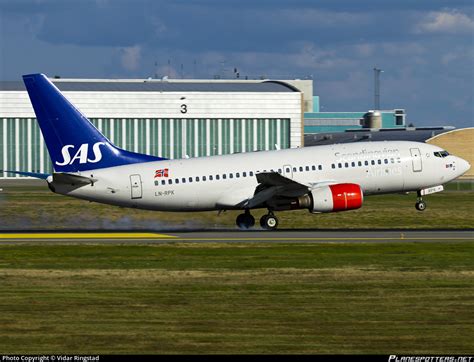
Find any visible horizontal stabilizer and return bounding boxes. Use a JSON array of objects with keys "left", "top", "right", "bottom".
[
  {"left": 1, "top": 170, "right": 50, "bottom": 179},
  {"left": 52, "top": 173, "right": 97, "bottom": 186}
]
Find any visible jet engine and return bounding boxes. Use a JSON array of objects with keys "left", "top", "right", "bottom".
[
  {"left": 309, "top": 183, "right": 363, "bottom": 213},
  {"left": 269, "top": 183, "right": 363, "bottom": 213}
]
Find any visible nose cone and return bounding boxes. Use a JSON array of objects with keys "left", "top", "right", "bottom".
[{"left": 457, "top": 157, "right": 471, "bottom": 177}]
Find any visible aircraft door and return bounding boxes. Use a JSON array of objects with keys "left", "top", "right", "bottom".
[
  {"left": 130, "top": 174, "right": 143, "bottom": 199},
  {"left": 283, "top": 164, "right": 293, "bottom": 179},
  {"left": 410, "top": 148, "right": 422, "bottom": 172}
]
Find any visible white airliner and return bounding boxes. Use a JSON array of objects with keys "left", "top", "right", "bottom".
[{"left": 4, "top": 74, "right": 470, "bottom": 230}]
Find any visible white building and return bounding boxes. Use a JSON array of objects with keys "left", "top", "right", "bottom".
[{"left": 0, "top": 77, "right": 306, "bottom": 177}]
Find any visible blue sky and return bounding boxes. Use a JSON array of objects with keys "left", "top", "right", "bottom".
[{"left": 1, "top": 0, "right": 473, "bottom": 127}]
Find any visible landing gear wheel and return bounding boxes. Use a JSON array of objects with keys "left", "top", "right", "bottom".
[
  {"left": 260, "top": 213, "right": 279, "bottom": 230},
  {"left": 415, "top": 200, "right": 426, "bottom": 211},
  {"left": 236, "top": 210, "right": 255, "bottom": 229}
]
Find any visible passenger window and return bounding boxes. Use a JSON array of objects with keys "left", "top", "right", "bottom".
[
  {"left": 182, "top": 178, "right": 186, "bottom": 183},
  {"left": 162, "top": 180, "right": 166, "bottom": 185},
  {"left": 216, "top": 175, "right": 220, "bottom": 180},
  {"left": 293, "top": 167, "right": 297, "bottom": 172},
  {"left": 378, "top": 160, "right": 382, "bottom": 165},
  {"left": 229, "top": 173, "right": 233, "bottom": 179},
  {"left": 332, "top": 164, "right": 335, "bottom": 169},
  {"left": 236, "top": 173, "right": 240, "bottom": 178},
  {"left": 243, "top": 172, "right": 247, "bottom": 177},
  {"left": 223, "top": 174, "right": 227, "bottom": 179},
  {"left": 299, "top": 166, "right": 303, "bottom": 172},
  {"left": 345, "top": 163, "right": 349, "bottom": 168},
  {"left": 365, "top": 160, "right": 369, "bottom": 166},
  {"left": 175, "top": 179, "right": 179, "bottom": 184},
  {"left": 168, "top": 179, "right": 173, "bottom": 185},
  {"left": 188, "top": 177, "right": 193, "bottom": 183},
  {"left": 390, "top": 158, "right": 394, "bottom": 163},
  {"left": 384, "top": 159, "right": 388, "bottom": 164},
  {"left": 338, "top": 163, "right": 342, "bottom": 168},
  {"left": 278, "top": 169, "right": 282, "bottom": 174},
  {"left": 318, "top": 165, "right": 322, "bottom": 170},
  {"left": 371, "top": 160, "right": 375, "bottom": 165},
  {"left": 305, "top": 166, "right": 309, "bottom": 171},
  {"left": 154, "top": 181, "right": 158, "bottom": 186},
  {"left": 196, "top": 176, "right": 200, "bottom": 182},
  {"left": 203, "top": 176, "right": 207, "bottom": 181},
  {"left": 312, "top": 165, "right": 316, "bottom": 171},
  {"left": 250, "top": 171, "right": 254, "bottom": 176},
  {"left": 209, "top": 175, "right": 213, "bottom": 181},
  {"left": 286, "top": 168, "right": 290, "bottom": 173},
  {"left": 358, "top": 161, "right": 362, "bottom": 166},
  {"left": 351, "top": 162, "right": 355, "bottom": 167}
]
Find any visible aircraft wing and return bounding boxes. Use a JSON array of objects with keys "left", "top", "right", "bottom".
[{"left": 244, "top": 172, "right": 309, "bottom": 208}]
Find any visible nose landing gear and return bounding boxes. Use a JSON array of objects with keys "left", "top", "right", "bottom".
[{"left": 415, "top": 191, "right": 427, "bottom": 211}]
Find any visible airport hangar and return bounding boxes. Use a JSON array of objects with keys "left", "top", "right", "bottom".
[
  {"left": 0, "top": 78, "right": 309, "bottom": 178},
  {"left": 1, "top": 76, "right": 471, "bottom": 179}
]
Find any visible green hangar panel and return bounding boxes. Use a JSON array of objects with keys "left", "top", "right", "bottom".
[{"left": 0, "top": 78, "right": 303, "bottom": 177}]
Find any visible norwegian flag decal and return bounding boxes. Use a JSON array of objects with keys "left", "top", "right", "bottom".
[{"left": 155, "top": 168, "right": 169, "bottom": 178}]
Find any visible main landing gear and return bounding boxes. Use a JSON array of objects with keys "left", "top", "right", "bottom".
[
  {"left": 236, "top": 210, "right": 279, "bottom": 230},
  {"left": 236, "top": 209, "right": 255, "bottom": 229},
  {"left": 415, "top": 191, "right": 427, "bottom": 211}
]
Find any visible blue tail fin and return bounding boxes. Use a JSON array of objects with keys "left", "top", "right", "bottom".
[{"left": 22, "top": 73, "right": 166, "bottom": 173}]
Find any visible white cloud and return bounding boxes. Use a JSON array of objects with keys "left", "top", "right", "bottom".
[
  {"left": 120, "top": 45, "right": 141, "bottom": 71},
  {"left": 415, "top": 9, "right": 474, "bottom": 34}
]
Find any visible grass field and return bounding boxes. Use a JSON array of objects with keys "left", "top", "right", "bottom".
[
  {"left": 0, "top": 242, "right": 473, "bottom": 354},
  {"left": 0, "top": 185, "right": 473, "bottom": 230}
]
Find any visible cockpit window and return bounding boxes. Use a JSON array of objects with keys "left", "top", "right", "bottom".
[{"left": 434, "top": 150, "right": 450, "bottom": 158}]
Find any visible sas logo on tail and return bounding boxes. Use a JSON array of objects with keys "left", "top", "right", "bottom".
[{"left": 56, "top": 142, "right": 106, "bottom": 166}]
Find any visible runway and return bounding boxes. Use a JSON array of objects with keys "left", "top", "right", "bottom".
[{"left": 0, "top": 229, "right": 472, "bottom": 244}]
